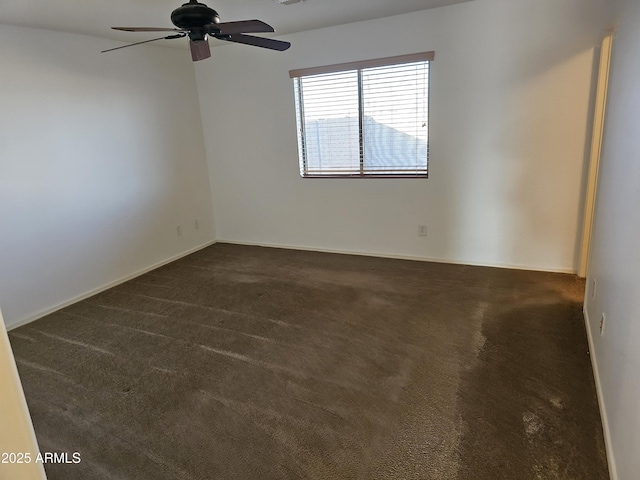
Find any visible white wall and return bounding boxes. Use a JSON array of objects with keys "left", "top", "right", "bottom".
[
  {"left": 584, "top": 0, "right": 640, "bottom": 478},
  {"left": 195, "top": 0, "right": 609, "bottom": 272},
  {"left": 0, "top": 25, "right": 215, "bottom": 329}
]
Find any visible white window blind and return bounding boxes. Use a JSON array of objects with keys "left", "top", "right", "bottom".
[{"left": 290, "top": 52, "right": 432, "bottom": 178}]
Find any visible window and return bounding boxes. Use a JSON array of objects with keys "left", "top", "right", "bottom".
[{"left": 289, "top": 52, "right": 433, "bottom": 178}]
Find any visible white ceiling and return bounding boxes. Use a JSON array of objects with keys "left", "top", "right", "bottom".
[{"left": 0, "top": 0, "right": 471, "bottom": 47}]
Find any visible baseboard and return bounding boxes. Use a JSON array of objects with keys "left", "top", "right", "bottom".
[
  {"left": 583, "top": 307, "right": 618, "bottom": 480},
  {"left": 6, "top": 240, "right": 217, "bottom": 331},
  {"left": 216, "top": 239, "right": 576, "bottom": 274},
  {"left": 7, "top": 237, "right": 575, "bottom": 328}
]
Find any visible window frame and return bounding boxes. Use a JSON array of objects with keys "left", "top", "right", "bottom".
[{"left": 289, "top": 52, "right": 434, "bottom": 179}]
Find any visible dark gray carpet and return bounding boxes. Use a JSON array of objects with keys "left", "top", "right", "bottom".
[{"left": 9, "top": 243, "right": 609, "bottom": 479}]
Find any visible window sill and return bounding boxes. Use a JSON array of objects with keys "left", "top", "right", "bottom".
[{"left": 300, "top": 174, "right": 429, "bottom": 179}]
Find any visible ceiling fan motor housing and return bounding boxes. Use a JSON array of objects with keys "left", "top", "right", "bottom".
[{"left": 171, "top": 1, "right": 220, "bottom": 30}]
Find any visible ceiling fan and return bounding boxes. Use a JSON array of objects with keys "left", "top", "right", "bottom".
[{"left": 102, "top": 0, "right": 291, "bottom": 61}]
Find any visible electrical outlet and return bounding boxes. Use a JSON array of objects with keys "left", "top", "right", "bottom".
[
  {"left": 591, "top": 279, "right": 596, "bottom": 299},
  {"left": 600, "top": 313, "right": 606, "bottom": 336},
  {"left": 194, "top": 219, "right": 200, "bottom": 230},
  {"left": 176, "top": 225, "right": 182, "bottom": 236},
  {"left": 418, "top": 225, "right": 428, "bottom": 236}
]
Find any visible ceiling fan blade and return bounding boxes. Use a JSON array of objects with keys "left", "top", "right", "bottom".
[
  {"left": 190, "top": 39, "right": 211, "bottom": 61},
  {"left": 112, "top": 27, "right": 183, "bottom": 32},
  {"left": 208, "top": 20, "right": 275, "bottom": 35},
  {"left": 101, "top": 33, "right": 185, "bottom": 53},
  {"left": 217, "top": 34, "right": 291, "bottom": 51}
]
